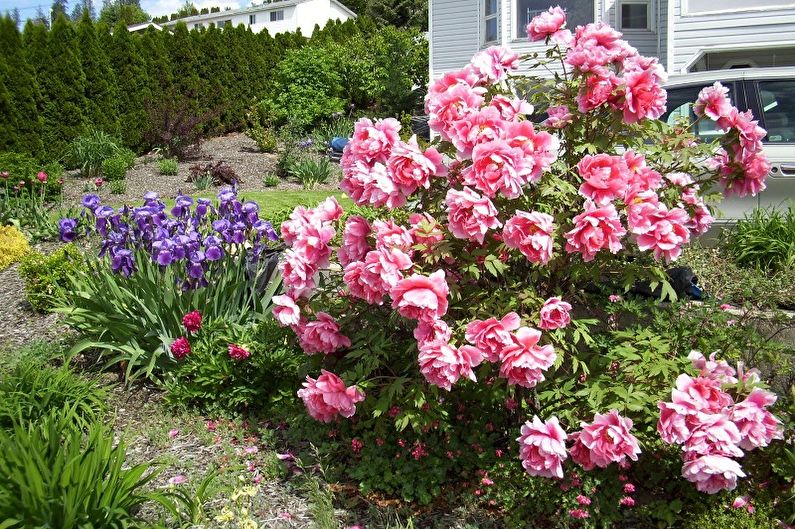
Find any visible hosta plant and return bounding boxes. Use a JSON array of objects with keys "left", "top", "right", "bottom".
[{"left": 271, "top": 4, "right": 785, "bottom": 516}]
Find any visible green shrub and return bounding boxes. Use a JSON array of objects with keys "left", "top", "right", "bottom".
[
  {"left": 263, "top": 173, "right": 280, "bottom": 187},
  {"left": 0, "top": 225, "right": 30, "bottom": 271},
  {"left": 288, "top": 155, "right": 333, "bottom": 190},
  {"left": 724, "top": 207, "right": 795, "bottom": 272},
  {"left": 157, "top": 157, "right": 179, "bottom": 176},
  {"left": 163, "top": 318, "right": 302, "bottom": 414},
  {"left": 18, "top": 244, "right": 84, "bottom": 312},
  {"left": 312, "top": 115, "right": 354, "bottom": 147},
  {"left": 66, "top": 129, "right": 124, "bottom": 177},
  {"left": 109, "top": 179, "right": 127, "bottom": 194},
  {"left": 0, "top": 409, "right": 165, "bottom": 529},
  {"left": 247, "top": 124, "right": 278, "bottom": 153},
  {"left": 101, "top": 150, "right": 134, "bottom": 181}
]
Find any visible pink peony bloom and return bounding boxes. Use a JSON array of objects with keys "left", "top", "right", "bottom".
[
  {"left": 280, "top": 249, "right": 317, "bottom": 299},
  {"left": 426, "top": 68, "right": 481, "bottom": 106},
  {"left": 418, "top": 340, "right": 484, "bottom": 390},
  {"left": 490, "top": 95, "right": 534, "bottom": 121},
  {"left": 634, "top": 205, "right": 691, "bottom": 262},
  {"left": 182, "top": 310, "right": 202, "bottom": 333},
  {"left": 445, "top": 186, "right": 502, "bottom": 244},
  {"left": 569, "top": 508, "right": 590, "bottom": 519},
  {"left": 577, "top": 71, "right": 621, "bottom": 113},
  {"left": 387, "top": 135, "right": 446, "bottom": 192},
  {"left": 517, "top": 415, "right": 568, "bottom": 479},
  {"left": 449, "top": 106, "right": 506, "bottom": 158},
  {"left": 296, "top": 312, "right": 352, "bottom": 354},
  {"left": 463, "top": 139, "right": 533, "bottom": 199},
  {"left": 671, "top": 373, "right": 734, "bottom": 413},
  {"left": 504, "top": 121, "right": 559, "bottom": 182},
  {"left": 729, "top": 388, "right": 783, "bottom": 450},
  {"left": 344, "top": 248, "right": 413, "bottom": 304},
  {"left": 687, "top": 351, "right": 737, "bottom": 384},
  {"left": 577, "top": 154, "right": 629, "bottom": 205},
  {"left": 621, "top": 56, "right": 667, "bottom": 123},
  {"left": 37, "top": 171, "right": 47, "bottom": 183},
  {"left": 341, "top": 161, "right": 408, "bottom": 209},
  {"left": 349, "top": 117, "right": 401, "bottom": 164},
  {"left": 414, "top": 318, "right": 452, "bottom": 346},
  {"left": 272, "top": 294, "right": 301, "bottom": 327},
  {"left": 292, "top": 222, "right": 335, "bottom": 269},
  {"left": 681, "top": 454, "right": 746, "bottom": 494},
  {"left": 681, "top": 189, "right": 714, "bottom": 236},
  {"left": 297, "top": 370, "right": 365, "bottom": 422},
  {"left": 684, "top": 412, "right": 743, "bottom": 457},
  {"left": 390, "top": 270, "right": 449, "bottom": 321},
  {"left": 576, "top": 495, "right": 592, "bottom": 506},
  {"left": 465, "top": 312, "right": 521, "bottom": 362},
  {"left": 657, "top": 400, "right": 694, "bottom": 445},
  {"left": 564, "top": 201, "right": 627, "bottom": 262},
  {"left": 566, "top": 22, "right": 637, "bottom": 72},
  {"left": 170, "top": 336, "right": 191, "bottom": 360},
  {"left": 539, "top": 297, "right": 572, "bottom": 330},
  {"left": 499, "top": 327, "right": 556, "bottom": 387},
  {"left": 373, "top": 220, "right": 414, "bottom": 253},
  {"left": 575, "top": 410, "right": 641, "bottom": 469},
  {"left": 608, "top": 294, "right": 623, "bottom": 302},
  {"left": 543, "top": 105, "right": 574, "bottom": 128},
  {"left": 470, "top": 46, "right": 520, "bottom": 83},
  {"left": 337, "top": 215, "right": 371, "bottom": 267},
  {"left": 228, "top": 343, "right": 251, "bottom": 361},
  {"left": 625, "top": 190, "right": 661, "bottom": 234},
  {"left": 694, "top": 82, "right": 733, "bottom": 122},
  {"left": 732, "top": 495, "right": 754, "bottom": 513},
  {"left": 427, "top": 83, "right": 485, "bottom": 140},
  {"left": 526, "top": 6, "right": 567, "bottom": 42},
  {"left": 619, "top": 496, "right": 636, "bottom": 507},
  {"left": 502, "top": 210, "right": 555, "bottom": 265}
]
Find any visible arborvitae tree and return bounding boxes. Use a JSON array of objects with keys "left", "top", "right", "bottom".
[
  {"left": 33, "top": 7, "right": 50, "bottom": 28},
  {"left": 0, "top": 56, "right": 16, "bottom": 152},
  {"left": 98, "top": 0, "right": 149, "bottom": 27},
  {"left": 10, "top": 8, "right": 21, "bottom": 27},
  {"left": 107, "top": 22, "right": 150, "bottom": 149},
  {"left": 40, "top": 14, "right": 87, "bottom": 158},
  {"left": 0, "top": 17, "right": 44, "bottom": 155},
  {"left": 76, "top": 10, "right": 118, "bottom": 134},
  {"left": 197, "top": 25, "right": 228, "bottom": 132},
  {"left": 51, "top": 0, "right": 69, "bottom": 23},
  {"left": 140, "top": 26, "right": 173, "bottom": 98},
  {"left": 169, "top": 23, "right": 202, "bottom": 103}
]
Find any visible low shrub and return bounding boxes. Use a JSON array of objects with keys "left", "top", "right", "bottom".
[
  {"left": 724, "top": 207, "right": 795, "bottom": 272},
  {"left": 109, "top": 179, "right": 127, "bottom": 195},
  {"left": 0, "top": 225, "right": 30, "bottom": 270},
  {"left": 312, "top": 115, "right": 355, "bottom": 147},
  {"left": 247, "top": 124, "right": 278, "bottom": 154},
  {"left": 101, "top": 152, "right": 132, "bottom": 181},
  {"left": 163, "top": 318, "right": 302, "bottom": 414},
  {"left": 288, "top": 155, "right": 333, "bottom": 190},
  {"left": 262, "top": 173, "right": 280, "bottom": 188},
  {"left": 188, "top": 161, "right": 237, "bottom": 187},
  {"left": 65, "top": 129, "right": 124, "bottom": 178},
  {"left": 145, "top": 94, "right": 219, "bottom": 160},
  {"left": 18, "top": 244, "right": 84, "bottom": 312},
  {"left": 157, "top": 157, "right": 179, "bottom": 176}
]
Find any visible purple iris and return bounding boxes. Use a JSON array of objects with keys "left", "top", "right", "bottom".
[
  {"left": 254, "top": 220, "right": 278, "bottom": 241},
  {"left": 110, "top": 248, "right": 135, "bottom": 277},
  {"left": 82, "top": 194, "right": 100, "bottom": 210},
  {"left": 58, "top": 218, "right": 78, "bottom": 242}
]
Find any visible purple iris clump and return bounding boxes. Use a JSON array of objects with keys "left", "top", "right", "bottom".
[{"left": 59, "top": 189, "right": 280, "bottom": 289}]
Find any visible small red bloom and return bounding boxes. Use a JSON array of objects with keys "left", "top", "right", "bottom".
[
  {"left": 228, "top": 343, "right": 250, "bottom": 361},
  {"left": 182, "top": 310, "right": 202, "bottom": 333},
  {"left": 170, "top": 337, "right": 191, "bottom": 359}
]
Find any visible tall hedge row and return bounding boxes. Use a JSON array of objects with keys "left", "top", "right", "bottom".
[{"left": 0, "top": 14, "right": 427, "bottom": 161}]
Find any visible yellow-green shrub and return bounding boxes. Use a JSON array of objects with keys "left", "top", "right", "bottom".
[{"left": 0, "top": 225, "right": 30, "bottom": 270}]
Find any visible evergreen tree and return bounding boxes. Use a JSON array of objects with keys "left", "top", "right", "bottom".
[
  {"left": 33, "top": 7, "right": 50, "bottom": 28},
  {"left": 0, "top": 55, "right": 16, "bottom": 152},
  {"left": 10, "top": 8, "right": 21, "bottom": 28},
  {"left": 77, "top": 10, "right": 118, "bottom": 134},
  {"left": 98, "top": 0, "right": 149, "bottom": 26},
  {"left": 51, "top": 0, "right": 69, "bottom": 23},
  {"left": 40, "top": 13, "right": 87, "bottom": 158},
  {"left": 197, "top": 25, "right": 227, "bottom": 131},
  {"left": 107, "top": 21, "right": 150, "bottom": 148},
  {"left": 140, "top": 25, "right": 173, "bottom": 98},
  {"left": 168, "top": 23, "right": 202, "bottom": 104},
  {"left": 0, "top": 16, "right": 44, "bottom": 155},
  {"left": 70, "top": 0, "right": 96, "bottom": 20}
]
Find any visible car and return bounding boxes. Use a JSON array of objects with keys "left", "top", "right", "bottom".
[{"left": 662, "top": 67, "right": 795, "bottom": 223}]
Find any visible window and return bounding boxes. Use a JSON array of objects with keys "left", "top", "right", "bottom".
[
  {"left": 220, "top": 19, "right": 231, "bottom": 27},
  {"left": 193, "top": 23, "right": 200, "bottom": 29},
  {"left": 484, "top": 0, "right": 498, "bottom": 44},
  {"left": 516, "top": 1, "right": 594, "bottom": 38},
  {"left": 270, "top": 9, "right": 284, "bottom": 22},
  {"left": 620, "top": 1, "right": 650, "bottom": 30},
  {"left": 686, "top": 0, "right": 795, "bottom": 14},
  {"left": 663, "top": 83, "right": 738, "bottom": 140},
  {"left": 758, "top": 80, "right": 795, "bottom": 143},
  {"left": 249, "top": 14, "right": 256, "bottom": 24}
]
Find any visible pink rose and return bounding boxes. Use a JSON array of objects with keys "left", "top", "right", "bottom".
[
  {"left": 418, "top": 339, "right": 484, "bottom": 390},
  {"left": 470, "top": 46, "right": 520, "bottom": 83},
  {"left": 526, "top": 6, "right": 566, "bottom": 42},
  {"left": 387, "top": 135, "right": 446, "bottom": 192},
  {"left": 577, "top": 154, "right": 629, "bottom": 205},
  {"left": 564, "top": 201, "right": 626, "bottom": 262},
  {"left": 463, "top": 139, "right": 533, "bottom": 199},
  {"left": 390, "top": 270, "right": 449, "bottom": 321},
  {"left": 445, "top": 187, "right": 502, "bottom": 244},
  {"left": 499, "top": 327, "right": 556, "bottom": 388},
  {"left": 694, "top": 82, "right": 733, "bottom": 122},
  {"left": 297, "top": 370, "right": 365, "bottom": 422},
  {"left": 517, "top": 415, "right": 568, "bottom": 479},
  {"left": 502, "top": 210, "right": 555, "bottom": 265},
  {"left": 671, "top": 374, "right": 734, "bottom": 413},
  {"left": 729, "top": 389, "right": 783, "bottom": 450},
  {"left": 634, "top": 205, "right": 691, "bottom": 262},
  {"left": 681, "top": 454, "right": 745, "bottom": 494},
  {"left": 543, "top": 105, "right": 574, "bottom": 128},
  {"left": 337, "top": 215, "right": 371, "bottom": 267},
  {"left": 296, "top": 312, "right": 352, "bottom": 354},
  {"left": 574, "top": 410, "right": 641, "bottom": 469},
  {"left": 465, "top": 312, "right": 521, "bottom": 362},
  {"left": 538, "top": 297, "right": 572, "bottom": 330},
  {"left": 272, "top": 294, "right": 301, "bottom": 326}
]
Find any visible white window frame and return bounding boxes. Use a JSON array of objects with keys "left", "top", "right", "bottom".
[
  {"left": 249, "top": 14, "right": 256, "bottom": 25},
  {"left": 193, "top": 23, "right": 201, "bottom": 29},
  {"left": 512, "top": 1, "right": 599, "bottom": 40},
  {"left": 270, "top": 9, "right": 285, "bottom": 22},
  {"left": 683, "top": 0, "right": 795, "bottom": 16},
  {"left": 618, "top": 0, "right": 653, "bottom": 32},
  {"left": 483, "top": 0, "right": 499, "bottom": 45}
]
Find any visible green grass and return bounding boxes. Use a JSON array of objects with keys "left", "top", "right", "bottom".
[{"left": 237, "top": 190, "right": 351, "bottom": 217}]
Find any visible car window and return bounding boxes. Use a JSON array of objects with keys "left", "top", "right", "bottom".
[
  {"left": 662, "top": 83, "right": 737, "bottom": 141},
  {"left": 757, "top": 80, "right": 795, "bottom": 143}
]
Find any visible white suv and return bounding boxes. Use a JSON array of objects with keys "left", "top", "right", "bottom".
[{"left": 663, "top": 67, "right": 795, "bottom": 222}]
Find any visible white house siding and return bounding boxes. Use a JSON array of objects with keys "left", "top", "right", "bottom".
[
  {"left": 603, "top": 0, "right": 668, "bottom": 68},
  {"left": 429, "top": 0, "right": 482, "bottom": 79},
  {"left": 671, "top": 0, "right": 795, "bottom": 73}
]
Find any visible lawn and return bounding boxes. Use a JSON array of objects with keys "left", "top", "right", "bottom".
[{"left": 237, "top": 189, "right": 352, "bottom": 217}]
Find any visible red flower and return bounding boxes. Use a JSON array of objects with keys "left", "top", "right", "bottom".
[
  {"left": 228, "top": 343, "right": 250, "bottom": 361},
  {"left": 182, "top": 310, "right": 202, "bottom": 333},
  {"left": 170, "top": 337, "right": 191, "bottom": 360}
]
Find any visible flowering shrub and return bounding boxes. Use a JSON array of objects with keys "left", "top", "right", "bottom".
[
  {"left": 271, "top": 6, "right": 787, "bottom": 521},
  {"left": 0, "top": 225, "right": 30, "bottom": 270}
]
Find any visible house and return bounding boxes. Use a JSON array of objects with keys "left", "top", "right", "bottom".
[
  {"left": 429, "top": 0, "right": 795, "bottom": 79},
  {"left": 151, "top": 0, "right": 355, "bottom": 35},
  {"left": 127, "top": 22, "right": 165, "bottom": 33}
]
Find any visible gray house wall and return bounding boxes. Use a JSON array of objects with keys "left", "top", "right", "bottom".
[{"left": 429, "top": 0, "right": 482, "bottom": 80}]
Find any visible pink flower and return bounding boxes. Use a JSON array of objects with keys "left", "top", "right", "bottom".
[
  {"left": 504, "top": 121, "right": 559, "bottom": 183},
  {"left": 490, "top": 95, "right": 533, "bottom": 121},
  {"left": 292, "top": 222, "right": 335, "bottom": 268},
  {"left": 337, "top": 215, "right": 371, "bottom": 267},
  {"left": 414, "top": 318, "right": 452, "bottom": 347},
  {"left": 657, "top": 401, "right": 693, "bottom": 445},
  {"left": 182, "top": 310, "right": 202, "bottom": 333},
  {"left": 623, "top": 483, "right": 635, "bottom": 494},
  {"left": 517, "top": 415, "right": 568, "bottom": 479},
  {"left": 634, "top": 205, "right": 691, "bottom": 262},
  {"left": 228, "top": 343, "right": 250, "bottom": 361},
  {"left": 566, "top": 22, "right": 636, "bottom": 72},
  {"left": 387, "top": 135, "right": 446, "bottom": 191},
  {"left": 272, "top": 294, "right": 301, "bottom": 327},
  {"left": 449, "top": 106, "right": 506, "bottom": 158},
  {"left": 538, "top": 297, "right": 572, "bottom": 330},
  {"left": 470, "top": 46, "right": 519, "bottom": 83},
  {"left": 502, "top": 210, "right": 555, "bottom": 264},
  {"left": 577, "top": 154, "right": 629, "bottom": 205},
  {"left": 168, "top": 428, "right": 179, "bottom": 439},
  {"left": 373, "top": 220, "right": 414, "bottom": 253},
  {"left": 732, "top": 495, "right": 753, "bottom": 512},
  {"left": 465, "top": 312, "right": 521, "bottom": 362},
  {"left": 619, "top": 496, "right": 636, "bottom": 507},
  {"left": 296, "top": 312, "right": 352, "bottom": 354},
  {"left": 729, "top": 388, "right": 783, "bottom": 450},
  {"left": 445, "top": 187, "right": 502, "bottom": 244},
  {"left": 671, "top": 374, "right": 734, "bottom": 413},
  {"left": 418, "top": 340, "right": 484, "bottom": 390},
  {"left": 427, "top": 84, "right": 485, "bottom": 140},
  {"left": 499, "top": 327, "right": 556, "bottom": 388},
  {"left": 681, "top": 454, "right": 745, "bottom": 494},
  {"left": 574, "top": 410, "right": 641, "bottom": 469},
  {"left": 569, "top": 508, "right": 590, "bottom": 519},
  {"left": 36, "top": 171, "right": 47, "bottom": 183},
  {"left": 94, "top": 177, "right": 104, "bottom": 188},
  {"left": 684, "top": 413, "right": 743, "bottom": 457},
  {"left": 564, "top": 201, "right": 626, "bottom": 262},
  {"left": 168, "top": 475, "right": 187, "bottom": 485},
  {"left": 687, "top": 351, "right": 737, "bottom": 384},
  {"left": 577, "top": 71, "right": 621, "bottom": 113},
  {"left": 526, "top": 6, "right": 566, "bottom": 41},
  {"left": 349, "top": 117, "right": 401, "bottom": 164},
  {"left": 694, "top": 82, "right": 733, "bottom": 122},
  {"left": 576, "top": 495, "right": 592, "bottom": 506},
  {"left": 608, "top": 294, "right": 622, "bottom": 302},
  {"left": 280, "top": 249, "right": 317, "bottom": 299},
  {"left": 297, "top": 370, "right": 365, "bottom": 422},
  {"left": 543, "top": 105, "right": 574, "bottom": 128},
  {"left": 463, "top": 139, "right": 533, "bottom": 199},
  {"left": 170, "top": 337, "right": 191, "bottom": 360},
  {"left": 621, "top": 56, "right": 667, "bottom": 123},
  {"left": 390, "top": 270, "right": 449, "bottom": 321}
]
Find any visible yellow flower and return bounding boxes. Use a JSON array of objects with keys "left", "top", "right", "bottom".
[
  {"left": 239, "top": 518, "right": 257, "bottom": 529},
  {"left": 214, "top": 507, "right": 234, "bottom": 523},
  {"left": 242, "top": 485, "right": 258, "bottom": 497},
  {"left": 230, "top": 488, "right": 244, "bottom": 501},
  {"left": 0, "top": 226, "right": 30, "bottom": 270}
]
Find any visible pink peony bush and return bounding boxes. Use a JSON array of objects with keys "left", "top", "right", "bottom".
[{"left": 273, "top": 5, "right": 784, "bottom": 509}]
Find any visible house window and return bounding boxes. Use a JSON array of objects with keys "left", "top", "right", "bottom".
[
  {"left": 686, "top": 0, "right": 795, "bottom": 14},
  {"left": 620, "top": 1, "right": 651, "bottom": 30},
  {"left": 515, "top": 1, "right": 594, "bottom": 38},
  {"left": 270, "top": 9, "right": 284, "bottom": 22},
  {"left": 249, "top": 14, "right": 256, "bottom": 24},
  {"left": 193, "top": 23, "right": 200, "bottom": 29},
  {"left": 483, "top": 0, "right": 498, "bottom": 44}
]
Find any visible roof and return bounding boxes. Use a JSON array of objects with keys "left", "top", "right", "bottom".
[
  {"left": 158, "top": 0, "right": 356, "bottom": 25},
  {"left": 127, "top": 21, "right": 164, "bottom": 32}
]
